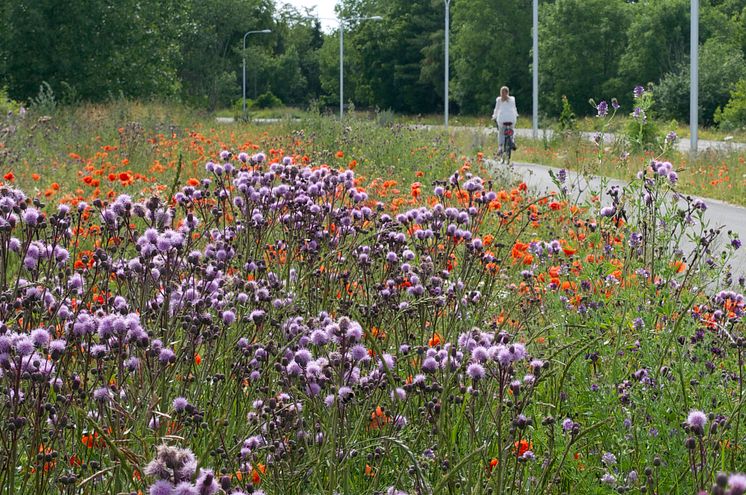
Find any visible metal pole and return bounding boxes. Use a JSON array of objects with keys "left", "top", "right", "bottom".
[
  {"left": 340, "top": 24, "right": 344, "bottom": 119},
  {"left": 242, "top": 30, "right": 271, "bottom": 120},
  {"left": 445, "top": 0, "right": 450, "bottom": 129},
  {"left": 243, "top": 34, "right": 248, "bottom": 118},
  {"left": 336, "top": 16, "right": 380, "bottom": 119},
  {"left": 242, "top": 55, "right": 247, "bottom": 117},
  {"left": 532, "top": 0, "right": 538, "bottom": 139},
  {"left": 690, "top": 0, "right": 698, "bottom": 154}
]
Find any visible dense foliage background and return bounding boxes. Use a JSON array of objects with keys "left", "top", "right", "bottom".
[{"left": 1, "top": 0, "right": 746, "bottom": 123}]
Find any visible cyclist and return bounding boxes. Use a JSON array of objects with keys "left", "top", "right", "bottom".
[{"left": 492, "top": 86, "right": 518, "bottom": 158}]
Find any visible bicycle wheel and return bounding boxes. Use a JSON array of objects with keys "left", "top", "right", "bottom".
[{"left": 505, "top": 137, "right": 512, "bottom": 164}]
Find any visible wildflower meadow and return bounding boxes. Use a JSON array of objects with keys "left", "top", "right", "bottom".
[{"left": 1, "top": 99, "right": 746, "bottom": 495}]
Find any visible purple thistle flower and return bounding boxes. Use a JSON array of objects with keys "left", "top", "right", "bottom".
[
  {"left": 49, "top": 339, "right": 66, "bottom": 357},
  {"left": 195, "top": 469, "right": 219, "bottom": 495},
  {"left": 601, "top": 473, "right": 616, "bottom": 486},
  {"left": 467, "top": 362, "right": 485, "bottom": 380},
  {"left": 173, "top": 397, "right": 188, "bottom": 412},
  {"left": 173, "top": 483, "right": 199, "bottom": 495},
  {"left": 379, "top": 353, "right": 395, "bottom": 371},
  {"left": 294, "top": 348, "right": 313, "bottom": 366},
  {"left": 422, "top": 357, "right": 438, "bottom": 373},
  {"left": 562, "top": 418, "right": 574, "bottom": 432},
  {"left": 392, "top": 387, "right": 407, "bottom": 400},
  {"left": 31, "top": 328, "right": 50, "bottom": 347},
  {"left": 93, "top": 387, "right": 112, "bottom": 403},
  {"left": 125, "top": 356, "right": 140, "bottom": 371},
  {"left": 345, "top": 322, "right": 363, "bottom": 342},
  {"left": 693, "top": 198, "right": 707, "bottom": 211},
  {"left": 159, "top": 348, "right": 176, "bottom": 364},
  {"left": 729, "top": 474, "right": 746, "bottom": 495},
  {"left": 511, "top": 343, "right": 527, "bottom": 361},
  {"left": 602, "top": 452, "right": 617, "bottom": 466},
  {"left": 14, "top": 337, "right": 35, "bottom": 356},
  {"left": 496, "top": 348, "right": 513, "bottom": 367},
  {"left": 633, "top": 85, "right": 645, "bottom": 98},
  {"left": 221, "top": 310, "right": 236, "bottom": 325},
  {"left": 350, "top": 344, "right": 368, "bottom": 362},
  {"left": 600, "top": 206, "right": 616, "bottom": 218},
  {"left": 22, "top": 208, "right": 40, "bottom": 226},
  {"left": 687, "top": 410, "right": 707, "bottom": 434},
  {"left": 150, "top": 480, "right": 175, "bottom": 495},
  {"left": 596, "top": 100, "right": 608, "bottom": 117},
  {"left": 311, "top": 329, "right": 329, "bottom": 346}
]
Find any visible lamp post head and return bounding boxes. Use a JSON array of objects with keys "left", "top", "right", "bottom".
[{"left": 341, "top": 15, "right": 383, "bottom": 24}]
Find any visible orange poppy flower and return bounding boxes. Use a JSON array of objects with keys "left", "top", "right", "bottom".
[{"left": 513, "top": 439, "right": 533, "bottom": 456}]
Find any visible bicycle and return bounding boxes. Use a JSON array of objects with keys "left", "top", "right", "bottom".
[{"left": 496, "top": 121, "right": 516, "bottom": 165}]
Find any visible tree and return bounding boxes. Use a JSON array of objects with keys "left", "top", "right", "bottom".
[
  {"left": 265, "top": 7, "right": 325, "bottom": 105},
  {"left": 619, "top": 0, "right": 690, "bottom": 97},
  {"left": 452, "top": 0, "right": 532, "bottom": 115},
  {"left": 178, "top": 0, "right": 275, "bottom": 109},
  {"left": 4, "top": 0, "right": 185, "bottom": 102},
  {"left": 656, "top": 38, "right": 746, "bottom": 124},
  {"left": 348, "top": 0, "right": 442, "bottom": 113},
  {"left": 538, "top": 0, "right": 632, "bottom": 116},
  {"left": 714, "top": 79, "right": 746, "bottom": 129}
]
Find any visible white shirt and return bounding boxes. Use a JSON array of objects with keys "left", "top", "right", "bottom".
[{"left": 492, "top": 96, "right": 518, "bottom": 124}]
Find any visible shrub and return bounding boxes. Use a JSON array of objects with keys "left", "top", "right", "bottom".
[
  {"left": 253, "top": 91, "right": 283, "bottom": 109},
  {"left": 715, "top": 79, "right": 746, "bottom": 130},
  {"left": 558, "top": 95, "right": 577, "bottom": 131},
  {"left": 0, "top": 86, "right": 23, "bottom": 116},
  {"left": 656, "top": 39, "right": 746, "bottom": 124}
]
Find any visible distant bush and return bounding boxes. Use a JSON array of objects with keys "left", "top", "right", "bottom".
[
  {"left": 0, "top": 86, "right": 23, "bottom": 116},
  {"left": 558, "top": 95, "right": 577, "bottom": 131},
  {"left": 656, "top": 39, "right": 746, "bottom": 124},
  {"left": 714, "top": 79, "right": 746, "bottom": 130},
  {"left": 253, "top": 91, "right": 283, "bottom": 109}
]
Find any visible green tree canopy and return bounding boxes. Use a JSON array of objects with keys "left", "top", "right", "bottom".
[
  {"left": 452, "top": 0, "right": 532, "bottom": 116},
  {"left": 539, "top": 0, "right": 633, "bottom": 116},
  {"left": 4, "top": 0, "right": 185, "bottom": 102}
]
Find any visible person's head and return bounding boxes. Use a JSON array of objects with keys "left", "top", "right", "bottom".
[{"left": 500, "top": 86, "right": 510, "bottom": 99}]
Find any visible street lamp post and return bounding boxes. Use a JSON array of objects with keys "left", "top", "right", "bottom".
[
  {"left": 339, "top": 15, "right": 382, "bottom": 119},
  {"left": 690, "top": 0, "right": 699, "bottom": 154},
  {"left": 532, "top": 0, "right": 538, "bottom": 139},
  {"left": 444, "top": 0, "right": 451, "bottom": 130},
  {"left": 243, "top": 29, "right": 272, "bottom": 119}
]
